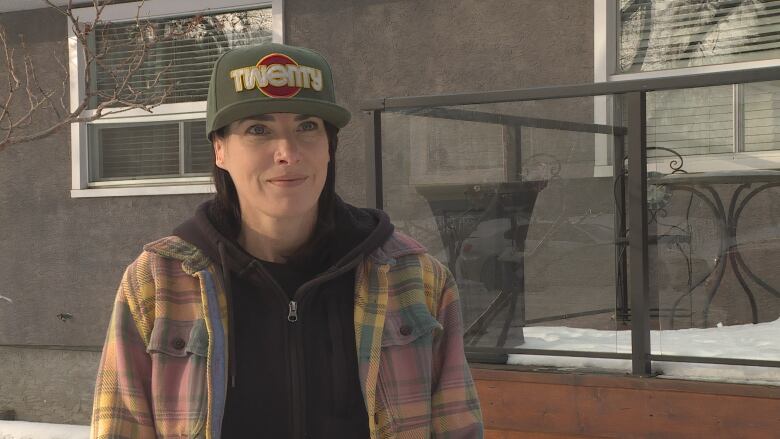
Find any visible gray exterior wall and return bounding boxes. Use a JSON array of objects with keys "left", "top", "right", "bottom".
[
  {"left": 290, "top": 0, "right": 594, "bottom": 202},
  {"left": 0, "top": 348, "right": 100, "bottom": 424},
  {"left": 0, "top": 0, "right": 592, "bottom": 423}
]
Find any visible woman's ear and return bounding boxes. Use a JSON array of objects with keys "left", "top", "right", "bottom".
[{"left": 213, "top": 136, "right": 226, "bottom": 169}]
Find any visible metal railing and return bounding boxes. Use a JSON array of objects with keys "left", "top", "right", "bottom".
[{"left": 362, "top": 65, "right": 780, "bottom": 376}]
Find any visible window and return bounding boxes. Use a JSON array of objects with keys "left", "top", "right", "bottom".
[
  {"left": 69, "top": 0, "right": 283, "bottom": 197},
  {"left": 88, "top": 120, "right": 211, "bottom": 181},
  {"left": 594, "top": 0, "right": 780, "bottom": 175},
  {"left": 618, "top": 0, "right": 780, "bottom": 74}
]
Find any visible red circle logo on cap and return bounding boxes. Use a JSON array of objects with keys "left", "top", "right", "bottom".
[{"left": 257, "top": 53, "right": 301, "bottom": 98}]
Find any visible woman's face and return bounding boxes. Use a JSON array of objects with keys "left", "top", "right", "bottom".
[{"left": 213, "top": 113, "right": 330, "bottom": 220}]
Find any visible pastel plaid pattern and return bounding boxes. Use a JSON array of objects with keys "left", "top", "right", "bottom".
[{"left": 91, "top": 232, "right": 483, "bottom": 438}]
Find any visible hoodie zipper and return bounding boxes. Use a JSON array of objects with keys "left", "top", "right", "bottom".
[
  {"left": 289, "top": 301, "right": 305, "bottom": 439},
  {"left": 255, "top": 267, "right": 306, "bottom": 439},
  {"left": 251, "top": 256, "right": 365, "bottom": 439},
  {"left": 288, "top": 301, "right": 298, "bottom": 322},
  {"left": 252, "top": 267, "right": 311, "bottom": 438}
]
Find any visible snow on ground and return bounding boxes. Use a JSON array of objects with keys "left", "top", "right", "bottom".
[
  {"left": 0, "top": 421, "right": 88, "bottom": 439},
  {"left": 508, "top": 318, "right": 780, "bottom": 385}
]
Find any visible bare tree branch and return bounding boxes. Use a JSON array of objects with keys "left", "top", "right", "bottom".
[{"left": 0, "top": 0, "right": 179, "bottom": 152}]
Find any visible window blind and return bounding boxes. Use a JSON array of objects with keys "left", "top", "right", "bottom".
[
  {"left": 91, "top": 120, "right": 213, "bottom": 180},
  {"left": 620, "top": 0, "right": 780, "bottom": 73},
  {"left": 94, "top": 8, "right": 272, "bottom": 106},
  {"left": 744, "top": 80, "right": 780, "bottom": 152},
  {"left": 186, "top": 120, "right": 213, "bottom": 173},
  {"left": 96, "top": 123, "right": 180, "bottom": 179},
  {"left": 646, "top": 85, "right": 733, "bottom": 157}
]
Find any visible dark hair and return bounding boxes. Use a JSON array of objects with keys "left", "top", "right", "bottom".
[{"left": 208, "top": 121, "right": 340, "bottom": 269}]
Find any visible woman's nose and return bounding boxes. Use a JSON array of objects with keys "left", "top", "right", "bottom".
[{"left": 274, "top": 136, "right": 301, "bottom": 164}]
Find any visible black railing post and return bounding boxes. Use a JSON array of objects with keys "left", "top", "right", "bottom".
[
  {"left": 614, "top": 132, "right": 629, "bottom": 322},
  {"left": 627, "top": 91, "right": 652, "bottom": 376},
  {"left": 365, "top": 110, "right": 384, "bottom": 210}
]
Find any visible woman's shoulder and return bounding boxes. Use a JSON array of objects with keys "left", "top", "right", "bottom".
[
  {"left": 116, "top": 236, "right": 210, "bottom": 347},
  {"left": 380, "top": 231, "right": 450, "bottom": 273},
  {"left": 375, "top": 231, "right": 454, "bottom": 301},
  {"left": 372, "top": 231, "right": 457, "bottom": 322},
  {"left": 142, "top": 235, "right": 203, "bottom": 261},
  {"left": 124, "top": 235, "right": 213, "bottom": 276}
]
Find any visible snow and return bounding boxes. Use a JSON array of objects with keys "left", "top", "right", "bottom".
[
  {"left": 0, "top": 421, "right": 88, "bottom": 439},
  {"left": 508, "top": 318, "right": 780, "bottom": 385}
]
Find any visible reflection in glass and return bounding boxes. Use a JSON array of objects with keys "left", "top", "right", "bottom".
[
  {"left": 745, "top": 81, "right": 780, "bottom": 152},
  {"left": 648, "top": 158, "right": 780, "bottom": 364},
  {"left": 647, "top": 86, "right": 733, "bottom": 157},
  {"left": 619, "top": 0, "right": 780, "bottom": 73},
  {"left": 380, "top": 89, "right": 780, "bottom": 377},
  {"left": 381, "top": 98, "right": 626, "bottom": 365}
]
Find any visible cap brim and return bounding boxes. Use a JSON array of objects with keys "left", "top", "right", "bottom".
[{"left": 209, "top": 97, "right": 351, "bottom": 133}]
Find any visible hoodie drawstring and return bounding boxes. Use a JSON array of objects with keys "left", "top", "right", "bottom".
[{"left": 218, "top": 241, "right": 238, "bottom": 389}]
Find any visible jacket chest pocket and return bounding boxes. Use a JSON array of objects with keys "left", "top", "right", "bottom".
[
  {"left": 377, "top": 302, "right": 442, "bottom": 434},
  {"left": 147, "top": 318, "right": 209, "bottom": 438}
]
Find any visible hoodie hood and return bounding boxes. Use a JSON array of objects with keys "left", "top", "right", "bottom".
[{"left": 173, "top": 195, "right": 394, "bottom": 276}]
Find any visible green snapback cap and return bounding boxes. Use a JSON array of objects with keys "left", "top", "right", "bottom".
[{"left": 206, "top": 43, "right": 351, "bottom": 134}]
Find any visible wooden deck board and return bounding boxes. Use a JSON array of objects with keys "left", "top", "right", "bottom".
[{"left": 473, "top": 366, "right": 780, "bottom": 439}]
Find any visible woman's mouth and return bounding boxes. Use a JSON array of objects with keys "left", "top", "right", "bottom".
[{"left": 268, "top": 176, "right": 307, "bottom": 187}]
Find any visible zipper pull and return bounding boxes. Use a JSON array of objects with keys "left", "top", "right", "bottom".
[{"left": 288, "top": 301, "right": 298, "bottom": 322}]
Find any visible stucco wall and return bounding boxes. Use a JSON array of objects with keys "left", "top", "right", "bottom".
[
  {"left": 0, "top": 6, "right": 211, "bottom": 423},
  {"left": 0, "top": 0, "right": 593, "bottom": 423},
  {"left": 284, "top": 0, "right": 593, "bottom": 202},
  {"left": 0, "top": 348, "right": 99, "bottom": 425}
]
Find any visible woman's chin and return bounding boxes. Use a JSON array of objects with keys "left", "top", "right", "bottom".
[{"left": 265, "top": 201, "right": 318, "bottom": 219}]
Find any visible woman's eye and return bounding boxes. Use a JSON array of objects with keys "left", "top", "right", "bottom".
[
  {"left": 299, "top": 120, "right": 318, "bottom": 131},
  {"left": 248, "top": 125, "right": 268, "bottom": 135}
]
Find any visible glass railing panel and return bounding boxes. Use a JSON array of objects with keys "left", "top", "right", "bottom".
[
  {"left": 381, "top": 95, "right": 630, "bottom": 370},
  {"left": 649, "top": 83, "right": 780, "bottom": 381}
]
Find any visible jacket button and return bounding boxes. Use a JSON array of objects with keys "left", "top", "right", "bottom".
[
  {"left": 172, "top": 337, "right": 186, "bottom": 350},
  {"left": 399, "top": 325, "right": 412, "bottom": 336}
]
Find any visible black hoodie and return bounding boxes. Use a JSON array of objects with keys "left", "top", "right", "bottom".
[{"left": 173, "top": 196, "right": 394, "bottom": 438}]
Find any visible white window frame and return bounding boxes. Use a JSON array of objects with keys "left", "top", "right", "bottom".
[
  {"left": 593, "top": 0, "right": 780, "bottom": 177},
  {"left": 69, "top": 0, "right": 284, "bottom": 198}
]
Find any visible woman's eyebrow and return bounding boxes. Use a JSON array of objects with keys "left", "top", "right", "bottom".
[
  {"left": 244, "top": 115, "right": 274, "bottom": 122},
  {"left": 242, "top": 114, "right": 314, "bottom": 123}
]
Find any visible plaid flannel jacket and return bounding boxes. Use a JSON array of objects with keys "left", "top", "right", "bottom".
[{"left": 90, "top": 232, "right": 483, "bottom": 439}]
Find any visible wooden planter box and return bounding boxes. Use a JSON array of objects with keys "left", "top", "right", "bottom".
[{"left": 472, "top": 366, "right": 780, "bottom": 439}]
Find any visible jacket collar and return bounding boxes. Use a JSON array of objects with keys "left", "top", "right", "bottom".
[
  {"left": 143, "top": 236, "right": 211, "bottom": 275},
  {"left": 366, "top": 231, "right": 427, "bottom": 265},
  {"left": 143, "top": 230, "right": 427, "bottom": 274}
]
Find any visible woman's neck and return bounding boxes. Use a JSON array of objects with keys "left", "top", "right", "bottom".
[{"left": 237, "top": 206, "right": 317, "bottom": 263}]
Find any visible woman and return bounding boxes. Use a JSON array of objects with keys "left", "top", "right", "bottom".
[{"left": 90, "top": 43, "right": 483, "bottom": 439}]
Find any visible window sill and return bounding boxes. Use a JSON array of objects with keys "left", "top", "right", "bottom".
[
  {"left": 71, "top": 184, "right": 215, "bottom": 198},
  {"left": 594, "top": 151, "right": 780, "bottom": 177}
]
